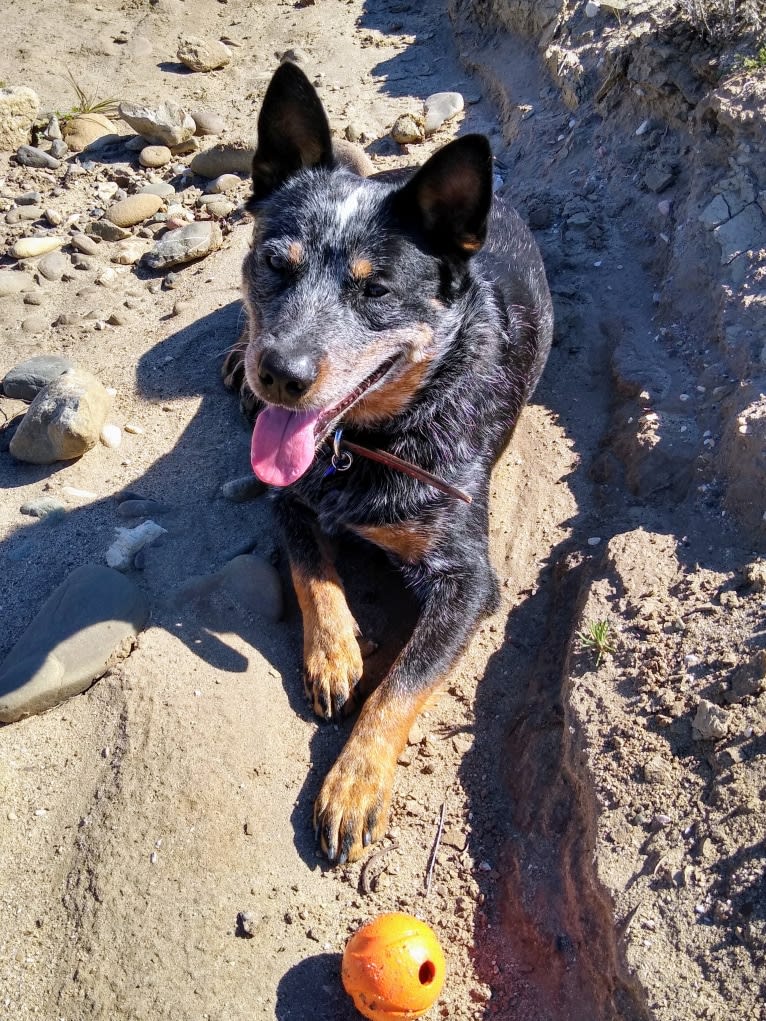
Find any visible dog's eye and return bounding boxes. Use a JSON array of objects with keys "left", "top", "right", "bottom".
[
  {"left": 364, "top": 280, "right": 389, "bottom": 299},
  {"left": 265, "top": 253, "right": 289, "bottom": 272}
]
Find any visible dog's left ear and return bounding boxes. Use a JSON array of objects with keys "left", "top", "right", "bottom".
[
  {"left": 393, "top": 134, "right": 493, "bottom": 256},
  {"left": 251, "top": 61, "right": 334, "bottom": 201}
]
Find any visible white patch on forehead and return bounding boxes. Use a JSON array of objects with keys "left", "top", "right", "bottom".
[{"left": 333, "top": 186, "right": 365, "bottom": 229}]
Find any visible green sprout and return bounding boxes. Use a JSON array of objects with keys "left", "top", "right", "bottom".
[
  {"left": 577, "top": 619, "right": 616, "bottom": 667},
  {"left": 59, "top": 68, "right": 119, "bottom": 120}
]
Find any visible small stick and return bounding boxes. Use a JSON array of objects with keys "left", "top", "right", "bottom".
[
  {"left": 360, "top": 842, "right": 399, "bottom": 896},
  {"left": 425, "top": 802, "right": 447, "bottom": 896}
]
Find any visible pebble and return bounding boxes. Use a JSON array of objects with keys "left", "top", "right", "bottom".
[
  {"left": 44, "top": 209, "right": 63, "bottom": 226},
  {"left": 70, "top": 233, "right": 100, "bottom": 256},
  {"left": 139, "top": 145, "right": 172, "bottom": 168},
  {"left": 72, "top": 254, "right": 96, "bottom": 272},
  {"left": 585, "top": 0, "right": 600, "bottom": 14},
  {"left": 206, "top": 173, "right": 241, "bottom": 194},
  {"left": 45, "top": 115, "right": 61, "bottom": 141},
  {"left": 644, "top": 166, "right": 675, "bottom": 194},
  {"left": 50, "top": 139, "right": 68, "bottom": 160},
  {"left": 118, "top": 100, "right": 196, "bottom": 147},
  {"left": 6, "top": 206, "right": 41, "bottom": 224},
  {"left": 20, "top": 497, "right": 66, "bottom": 519},
  {"left": 0, "top": 85, "right": 40, "bottom": 151},
  {"left": 62, "top": 113, "right": 115, "bottom": 152},
  {"left": 37, "top": 251, "right": 69, "bottom": 282},
  {"left": 172, "top": 299, "right": 192, "bottom": 316},
  {"left": 117, "top": 498, "right": 169, "bottom": 518},
  {"left": 100, "top": 423, "right": 122, "bottom": 448},
  {"left": 205, "top": 199, "right": 235, "bottom": 219},
  {"left": 124, "top": 422, "right": 144, "bottom": 435},
  {"left": 54, "top": 313, "right": 82, "bottom": 327},
  {"left": 423, "top": 91, "right": 464, "bottom": 135},
  {"left": 189, "top": 143, "right": 254, "bottom": 178},
  {"left": 111, "top": 239, "right": 146, "bottom": 265},
  {"left": 10, "top": 235, "right": 66, "bottom": 259},
  {"left": 140, "top": 181, "right": 176, "bottom": 198},
  {"left": 692, "top": 699, "right": 729, "bottom": 742},
  {"left": 16, "top": 190, "right": 41, "bottom": 205},
  {"left": 105, "top": 520, "right": 168, "bottom": 571},
  {"left": 179, "top": 554, "right": 283, "bottom": 622},
  {"left": 9, "top": 367, "right": 111, "bottom": 464},
  {"left": 62, "top": 486, "right": 97, "bottom": 501},
  {"left": 16, "top": 144, "right": 60, "bottom": 169},
  {"left": 106, "top": 193, "right": 164, "bottom": 228},
  {"left": 144, "top": 221, "right": 223, "bottom": 269},
  {"left": 0, "top": 565, "right": 149, "bottom": 723},
  {"left": 191, "top": 109, "right": 226, "bottom": 136},
  {"left": 221, "top": 475, "right": 267, "bottom": 503},
  {"left": 391, "top": 113, "right": 425, "bottom": 144},
  {"left": 86, "top": 219, "right": 132, "bottom": 242},
  {"left": 177, "top": 35, "right": 232, "bottom": 72},
  {"left": 0, "top": 271, "right": 34, "bottom": 297},
  {"left": 21, "top": 315, "right": 48, "bottom": 335}
]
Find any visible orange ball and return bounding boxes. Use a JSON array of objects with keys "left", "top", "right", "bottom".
[{"left": 342, "top": 912, "right": 446, "bottom": 1020}]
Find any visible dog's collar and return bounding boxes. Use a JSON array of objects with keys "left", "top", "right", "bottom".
[{"left": 324, "top": 428, "right": 473, "bottom": 505}]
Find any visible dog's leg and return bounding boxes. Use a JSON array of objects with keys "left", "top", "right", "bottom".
[
  {"left": 279, "top": 500, "right": 364, "bottom": 720},
  {"left": 314, "top": 561, "right": 495, "bottom": 863}
]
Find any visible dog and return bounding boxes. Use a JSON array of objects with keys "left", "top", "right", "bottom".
[{"left": 223, "top": 62, "right": 553, "bottom": 864}]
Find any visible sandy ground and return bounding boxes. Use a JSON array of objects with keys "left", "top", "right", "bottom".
[{"left": 1, "top": 1, "right": 764, "bottom": 1019}]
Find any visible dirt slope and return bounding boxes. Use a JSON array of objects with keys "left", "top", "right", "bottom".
[{"left": 1, "top": 1, "right": 764, "bottom": 1020}]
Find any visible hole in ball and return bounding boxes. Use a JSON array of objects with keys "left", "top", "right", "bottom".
[{"left": 419, "top": 961, "right": 436, "bottom": 985}]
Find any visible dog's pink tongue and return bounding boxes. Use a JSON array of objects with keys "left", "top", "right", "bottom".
[{"left": 251, "top": 406, "right": 321, "bottom": 486}]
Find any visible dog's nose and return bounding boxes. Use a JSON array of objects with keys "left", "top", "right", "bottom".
[{"left": 258, "top": 349, "right": 318, "bottom": 402}]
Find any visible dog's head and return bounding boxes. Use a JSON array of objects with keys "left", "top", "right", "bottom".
[{"left": 243, "top": 62, "right": 494, "bottom": 487}]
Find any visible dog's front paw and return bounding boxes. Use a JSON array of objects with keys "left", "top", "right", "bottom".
[
  {"left": 304, "top": 623, "right": 363, "bottom": 720},
  {"left": 314, "top": 741, "right": 394, "bottom": 863}
]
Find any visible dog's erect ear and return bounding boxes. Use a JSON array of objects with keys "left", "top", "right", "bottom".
[
  {"left": 393, "top": 134, "right": 493, "bottom": 256},
  {"left": 251, "top": 62, "right": 333, "bottom": 201}
]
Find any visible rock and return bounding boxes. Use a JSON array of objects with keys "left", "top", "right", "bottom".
[
  {"left": 105, "top": 520, "right": 168, "bottom": 571},
  {"left": 206, "top": 173, "right": 241, "bottom": 194},
  {"left": 143, "top": 221, "right": 222, "bottom": 269},
  {"left": 177, "top": 35, "right": 232, "bottom": 72},
  {"left": 9, "top": 368, "right": 111, "bottom": 464},
  {"left": 726, "top": 651, "right": 766, "bottom": 703},
  {"left": 179, "top": 554, "right": 283, "bottom": 622},
  {"left": 49, "top": 139, "right": 68, "bottom": 159},
  {"left": 643, "top": 165, "right": 675, "bottom": 193},
  {"left": 423, "top": 91, "right": 464, "bottom": 135},
  {"left": 72, "top": 253, "right": 96, "bottom": 272},
  {"left": 139, "top": 145, "right": 172, "bottom": 168},
  {"left": 0, "top": 271, "right": 33, "bottom": 298},
  {"left": 100, "top": 423, "right": 122, "bottom": 448},
  {"left": 391, "top": 113, "right": 425, "bottom": 144},
  {"left": 205, "top": 199, "right": 235, "bottom": 219},
  {"left": 124, "top": 422, "right": 144, "bottom": 435},
  {"left": 70, "top": 233, "right": 100, "bottom": 256},
  {"left": 16, "top": 190, "right": 41, "bottom": 206},
  {"left": 0, "top": 86, "right": 40, "bottom": 150},
  {"left": 6, "top": 206, "right": 41, "bottom": 224},
  {"left": 692, "top": 699, "right": 729, "bottom": 742},
  {"left": 54, "top": 313, "right": 81, "bottom": 327},
  {"left": 116, "top": 498, "right": 169, "bottom": 518},
  {"left": 9, "top": 236, "right": 66, "bottom": 259},
  {"left": 37, "top": 251, "right": 69, "bottom": 282},
  {"left": 20, "top": 497, "right": 66, "bottom": 519},
  {"left": 118, "top": 100, "right": 196, "bottom": 147},
  {"left": 643, "top": 756, "right": 669, "bottom": 784},
  {"left": 744, "top": 561, "right": 766, "bottom": 591},
  {"left": 15, "top": 145, "right": 60, "bottom": 169},
  {"left": 699, "top": 195, "right": 730, "bottom": 229},
  {"left": 221, "top": 475, "right": 267, "bottom": 502},
  {"left": 140, "top": 181, "right": 176, "bottom": 198},
  {"left": 713, "top": 203, "right": 766, "bottom": 265},
  {"left": 0, "top": 565, "right": 149, "bottom": 723},
  {"left": 191, "top": 109, "right": 226, "bottom": 136},
  {"left": 111, "top": 239, "right": 147, "bottom": 265},
  {"left": 106, "top": 193, "right": 164, "bottom": 227},
  {"left": 87, "top": 219, "right": 132, "bottom": 242},
  {"left": 44, "top": 209, "right": 63, "bottom": 227},
  {"left": 23, "top": 291, "right": 43, "bottom": 306},
  {"left": 61, "top": 113, "right": 115, "bottom": 152},
  {"left": 585, "top": 0, "right": 600, "bottom": 15},
  {"left": 190, "top": 143, "right": 254, "bottom": 178},
  {"left": 21, "top": 315, "right": 48, "bottom": 335},
  {"left": 45, "top": 115, "right": 61, "bottom": 141}
]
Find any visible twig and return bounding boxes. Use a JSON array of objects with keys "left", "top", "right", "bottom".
[
  {"left": 360, "top": 842, "right": 399, "bottom": 895},
  {"left": 424, "top": 802, "right": 447, "bottom": 896}
]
